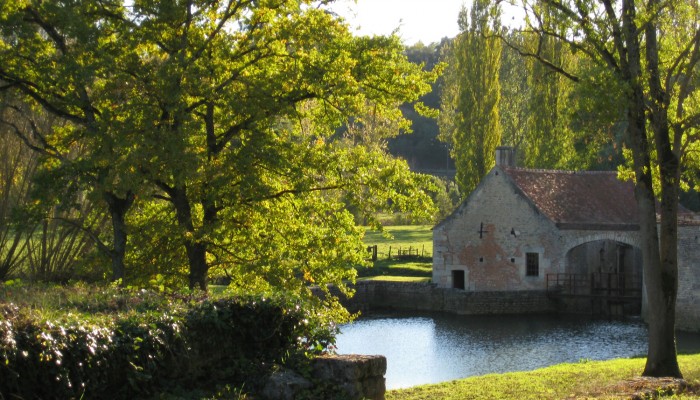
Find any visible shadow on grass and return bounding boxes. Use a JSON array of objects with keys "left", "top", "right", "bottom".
[{"left": 357, "top": 257, "right": 432, "bottom": 278}]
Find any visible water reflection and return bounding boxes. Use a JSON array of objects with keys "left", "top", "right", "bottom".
[{"left": 335, "top": 311, "right": 700, "bottom": 390}]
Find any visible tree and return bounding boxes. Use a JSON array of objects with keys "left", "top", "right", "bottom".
[
  {"left": 0, "top": 96, "right": 36, "bottom": 280},
  {"left": 522, "top": 28, "right": 575, "bottom": 169},
  {"left": 440, "top": 0, "right": 503, "bottom": 196},
  {"left": 499, "top": 31, "right": 531, "bottom": 152},
  {"left": 0, "top": 0, "right": 139, "bottom": 282},
  {"left": 500, "top": 0, "right": 700, "bottom": 377},
  {"left": 1, "top": 0, "right": 438, "bottom": 296},
  {"left": 390, "top": 42, "right": 447, "bottom": 171},
  {"left": 120, "top": 0, "right": 437, "bottom": 290}
]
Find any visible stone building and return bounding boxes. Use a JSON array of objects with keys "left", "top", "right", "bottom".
[{"left": 432, "top": 147, "right": 700, "bottom": 331}]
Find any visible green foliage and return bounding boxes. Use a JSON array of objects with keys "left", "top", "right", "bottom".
[
  {"left": 0, "top": 0, "right": 439, "bottom": 295},
  {"left": 388, "top": 41, "right": 451, "bottom": 171},
  {"left": 440, "top": 0, "right": 502, "bottom": 196},
  {"left": 0, "top": 283, "right": 336, "bottom": 399},
  {"left": 0, "top": 112, "right": 36, "bottom": 280}
]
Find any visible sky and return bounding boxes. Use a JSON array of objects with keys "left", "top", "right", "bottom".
[{"left": 328, "top": 0, "right": 468, "bottom": 45}]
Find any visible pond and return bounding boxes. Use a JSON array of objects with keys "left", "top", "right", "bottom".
[{"left": 335, "top": 311, "right": 700, "bottom": 390}]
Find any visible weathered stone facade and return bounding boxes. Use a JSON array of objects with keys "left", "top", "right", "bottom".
[
  {"left": 677, "top": 224, "right": 700, "bottom": 332},
  {"left": 433, "top": 151, "right": 700, "bottom": 331},
  {"left": 432, "top": 167, "right": 643, "bottom": 292},
  {"left": 343, "top": 281, "right": 557, "bottom": 315}
]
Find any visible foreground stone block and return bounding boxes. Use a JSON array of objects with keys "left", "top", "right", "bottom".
[
  {"left": 260, "top": 368, "right": 312, "bottom": 400},
  {"left": 312, "top": 354, "right": 387, "bottom": 400}
]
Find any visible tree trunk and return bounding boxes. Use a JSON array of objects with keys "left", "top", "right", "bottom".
[
  {"left": 621, "top": 0, "right": 681, "bottom": 378},
  {"left": 169, "top": 185, "right": 209, "bottom": 291},
  {"left": 104, "top": 191, "right": 135, "bottom": 283},
  {"left": 639, "top": 0, "right": 682, "bottom": 377},
  {"left": 184, "top": 241, "right": 208, "bottom": 291}
]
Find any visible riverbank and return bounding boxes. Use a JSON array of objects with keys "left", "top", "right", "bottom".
[{"left": 386, "top": 354, "right": 700, "bottom": 399}]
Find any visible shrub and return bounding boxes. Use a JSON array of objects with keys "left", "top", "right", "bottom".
[{"left": 0, "top": 286, "right": 335, "bottom": 399}]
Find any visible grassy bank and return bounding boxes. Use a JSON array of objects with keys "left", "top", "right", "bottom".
[
  {"left": 359, "top": 225, "right": 432, "bottom": 280},
  {"left": 387, "top": 354, "right": 700, "bottom": 399}
]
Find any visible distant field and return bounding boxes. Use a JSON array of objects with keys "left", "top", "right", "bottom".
[
  {"left": 363, "top": 225, "right": 433, "bottom": 259},
  {"left": 359, "top": 225, "right": 433, "bottom": 279},
  {"left": 358, "top": 276, "right": 430, "bottom": 283}
]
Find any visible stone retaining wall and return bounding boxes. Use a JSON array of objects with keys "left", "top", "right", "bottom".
[
  {"left": 342, "top": 281, "right": 558, "bottom": 315},
  {"left": 313, "top": 354, "right": 386, "bottom": 400},
  {"left": 261, "top": 354, "right": 386, "bottom": 400}
]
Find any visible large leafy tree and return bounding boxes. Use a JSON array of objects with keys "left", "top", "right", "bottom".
[
  {"left": 440, "top": 0, "right": 503, "bottom": 195},
  {"left": 122, "top": 0, "right": 437, "bottom": 290},
  {"left": 0, "top": 1, "right": 138, "bottom": 282},
  {"left": 0, "top": 1, "right": 437, "bottom": 298},
  {"left": 500, "top": 0, "right": 700, "bottom": 377}
]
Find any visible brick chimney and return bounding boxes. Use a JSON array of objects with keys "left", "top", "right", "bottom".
[{"left": 495, "top": 146, "right": 516, "bottom": 167}]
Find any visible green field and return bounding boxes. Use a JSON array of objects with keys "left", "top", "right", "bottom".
[
  {"left": 387, "top": 354, "right": 700, "bottom": 400},
  {"left": 363, "top": 225, "right": 433, "bottom": 258},
  {"left": 359, "top": 225, "right": 433, "bottom": 280}
]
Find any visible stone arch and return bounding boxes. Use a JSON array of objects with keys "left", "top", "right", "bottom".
[
  {"left": 562, "top": 231, "right": 643, "bottom": 298},
  {"left": 563, "top": 231, "right": 641, "bottom": 254}
]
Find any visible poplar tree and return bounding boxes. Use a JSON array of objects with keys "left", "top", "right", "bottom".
[
  {"left": 523, "top": 32, "right": 575, "bottom": 169},
  {"left": 440, "top": 0, "right": 502, "bottom": 195}
]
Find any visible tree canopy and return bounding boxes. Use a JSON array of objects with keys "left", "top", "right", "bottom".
[
  {"left": 0, "top": 0, "right": 439, "bottom": 312},
  {"left": 440, "top": 0, "right": 503, "bottom": 196}
]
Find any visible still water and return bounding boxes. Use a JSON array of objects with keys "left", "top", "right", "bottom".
[{"left": 335, "top": 311, "right": 700, "bottom": 390}]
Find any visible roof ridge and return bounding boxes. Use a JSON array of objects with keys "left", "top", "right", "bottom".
[{"left": 503, "top": 167, "right": 617, "bottom": 175}]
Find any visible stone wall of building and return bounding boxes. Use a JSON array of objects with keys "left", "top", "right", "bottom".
[
  {"left": 432, "top": 167, "right": 644, "bottom": 293},
  {"left": 343, "top": 281, "right": 557, "bottom": 315},
  {"left": 433, "top": 167, "right": 560, "bottom": 291},
  {"left": 677, "top": 225, "right": 700, "bottom": 332}
]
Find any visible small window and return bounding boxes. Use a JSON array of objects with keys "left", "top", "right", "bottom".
[
  {"left": 452, "top": 270, "right": 465, "bottom": 290},
  {"left": 526, "top": 252, "right": 539, "bottom": 277}
]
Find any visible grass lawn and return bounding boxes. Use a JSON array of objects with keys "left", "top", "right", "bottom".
[
  {"left": 359, "top": 225, "right": 433, "bottom": 280},
  {"left": 358, "top": 276, "right": 431, "bottom": 283},
  {"left": 387, "top": 354, "right": 700, "bottom": 400},
  {"left": 363, "top": 225, "right": 433, "bottom": 258}
]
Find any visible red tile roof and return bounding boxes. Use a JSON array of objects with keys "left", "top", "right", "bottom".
[{"left": 502, "top": 168, "right": 640, "bottom": 230}]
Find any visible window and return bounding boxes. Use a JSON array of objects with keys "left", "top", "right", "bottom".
[
  {"left": 526, "top": 252, "right": 539, "bottom": 277},
  {"left": 452, "top": 270, "right": 465, "bottom": 290}
]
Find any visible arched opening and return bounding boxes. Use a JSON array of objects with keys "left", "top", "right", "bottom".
[
  {"left": 566, "top": 240, "right": 642, "bottom": 279},
  {"left": 548, "top": 240, "right": 643, "bottom": 315}
]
